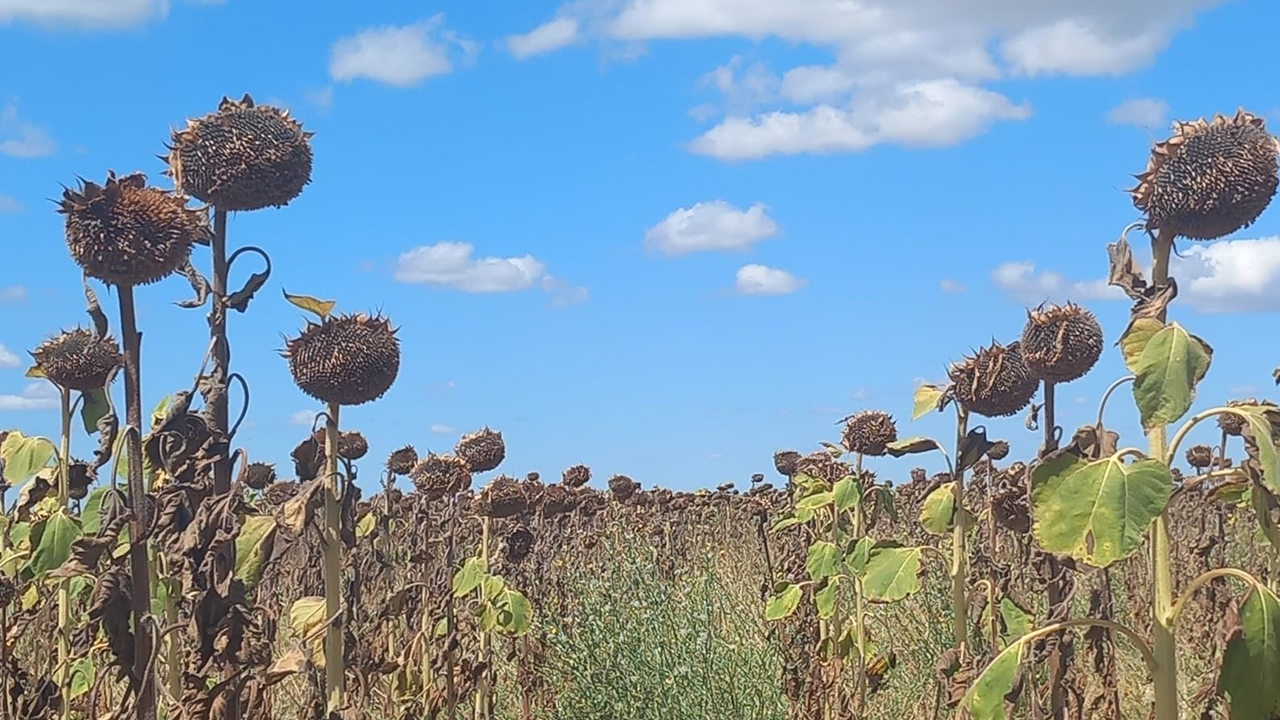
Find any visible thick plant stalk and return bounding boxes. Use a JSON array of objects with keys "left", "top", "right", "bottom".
[
  {"left": 476, "top": 517, "right": 493, "bottom": 720},
  {"left": 852, "top": 454, "right": 868, "bottom": 714},
  {"left": 322, "top": 402, "right": 344, "bottom": 712},
  {"left": 986, "top": 457, "right": 999, "bottom": 651},
  {"left": 1147, "top": 228, "right": 1179, "bottom": 720},
  {"left": 118, "top": 286, "right": 156, "bottom": 720},
  {"left": 950, "top": 409, "right": 970, "bottom": 654},
  {"left": 210, "top": 209, "right": 232, "bottom": 495},
  {"left": 56, "top": 387, "right": 72, "bottom": 720},
  {"left": 1041, "top": 381, "right": 1071, "bottom": 719}
]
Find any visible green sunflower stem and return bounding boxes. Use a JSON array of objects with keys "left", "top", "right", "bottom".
[
  {"left": 57, "top": 386, "right": 71, "bottom": 720},
  {"left": 1148, "top": 227, "right": 1179, "bottom": 720},
  {"left": 950, "top": 408, "right": 970, "bottom": 656}
]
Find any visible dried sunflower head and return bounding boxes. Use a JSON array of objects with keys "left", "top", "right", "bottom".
[
  {"left": 386, "top": 445, "right": 418, "bottom": 476},
  {"left": 608, "top": 474, "right": 638, "bottom": 503},
  {"left": 986, "top": 440, "right": 1011, "bottom": 461},
  {"left": 562, "top": 464, "right": 591, "bottom": 489},
  {"left": 31, "top": 329, "right": 121, "bottom": 392},
  {"left": 841, "top": 411, "right": 897, "bottom": 457},
  {"left": 1020, "top": 302, "right": 1103, "bottom": 384},
  {"left": 409, "top": 453, "right": 471, "bottom": 498},
  {"left": 947, "top": 341, "right": 1038, "bottom": 418},
  {"left": 456, "top": 428, "right": 505, "bottom": 473},
  {"left": 540, "top": 484, "right": 577, "bottom": 516},
  {"left": 67, "top": 459, "right": 95, "bottom": 501},
  {"left": 1131, "top": 109, "right": 1279, "bottom": 241},
  {"left": 167, "top": 94, "right": 313, "bottom": 211},
  {"left": 243, "top": 462, "right": 277, "bottom": 491},
  {"left": 773, "top": 450, "right": 801, "bottom": 477},
  {"left": 59, "top": 172, "right": 209, "bottom": 287},
  {"left": 503, "top": 524, "right": 536, "bottom": 566},
  {"left": 1217, "top": 398, "right": 1278, "bottom": 436},
  {"left": 474, "top": 476, "right": 529, "bottom": 518},
  {"left": 1185, "top": 444, "right": 1214, "bottom": 471},
  {"left": 795, "top": 451, "right": 849, "bottom": 485},
  {"left": 338, "top": 431, "right": 368, "bottom": 460},
  {"left": 283, "top": 313, "right": 400, "bottom": 406}
]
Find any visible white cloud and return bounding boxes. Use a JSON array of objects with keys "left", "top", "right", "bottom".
[
  {"left": 644, "top": 200, "right": 778, "bottom": 255},
  {"left": 0, "top": 382, "right": 58, "bottom": 411},
  {"left": 521, "top": 0, "right": 1221, "bottom": 159},
  {"left": 734, "top": 264, "right": 806, "bottom": 296},
  {"left": 1171, "top": 238, "right": 1280, "bottom": 314},
  {"left": 330, "top": 16, "right": 476, "bottom": 87},
  {"left": 939, "top": 279, "right": 967, "bottom": 294},
  {"left": 1001, "top": 20, "right": 1172, "bottom": 77},
  {"left": 0, "top": 286, "right": 27, "bottom": 304},
  {"left": 696, "top": 55, "right": 778, "bottom": 115},
  {"left": 542, "top": 276, "right": 590, "bottom": 307},
  {"left": 689, "top": 80, "right": 1031, "bottom": 160},
  {"left": 0, "top": 0, "right": 158, "bottom": 27},
  {"left": 395, "top": 242, "right": 545, "bottom": 292},
  {"left": 507, "top": 17, "right": 580, "bottom": 59},
  {"left": 0, "top": 195, "right": 21, "bottom": 212},
  {"left": 430, "top": 423, "right": 456, "bottom": 435},
  {"left": 0, "top": 103, "right": 56, "bottom": 158},
  {"left": 1106, "top": 97, "right": 1169, "bottom": 129},
  {"left": 991, "top": 261, "right": 1123, "bottom": 304},
  {"left": 288, "top": 409, "right": 318, "bottom": 426},
  {"left": 0, "top": 344, "right": 19, "bottom": 369},
  {"left": 395, "top": 242, "right": 586, "bottom": 305}
]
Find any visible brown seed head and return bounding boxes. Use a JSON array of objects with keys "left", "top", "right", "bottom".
[
  {"left": 386, "top": 445, "right": 418, "bottom": 476},
  {"left": 987, "top": 440, "right": 1010, "bottom": 461},
  {"left": 244, "top": 462, "right": 277, "bottom": 491},
  {"left": 409, "top": 453, "right": 472, "bottom": 498},
  {"left": 59, "top": 171, "right": 209, "bottom": 287},
  {"left": 1218, "top": 398, "right": 1278, "bottom": 436},
  {"left": 338, "top": 431, "right": 368, "bottom": 460},
  {"left": 167, "top": 94, "right": 313, "bottom": 211},
  {"left": 1131, "top": 109, "right": 1279, "bottom": 241},
  {"left": 841, "top": 410, "right": 898, "bottom": 456},
  {"left": 1185, "top": 444, "right": 1215, "bottom": 471},
  {"left": 32, "top": 329, "right": 121, "bottom": 392},
  {"left": 475, "top": 476, "right": 529, "bottom": 518},
  {"left": 540, "top": 484, "right": 577, "bottom": 516},
  {"left": 947, "top": 341, "right": 1038, "bottom": 418},
  {"left": 284, "top": 313, "right": 400, "bottom": 406},
  {"left": 795, "top": 452, "right": 850, "bottom": 485},
  {"left": 608, "top": 474, "right": 638, "bottom": 502},
  {"left": 1020, "top": 302, "right": 1103, "bottom": 384},
  {"left": 562, "top": 464, "right": 591, "bottom": 489},
  {"left": 456, "top": 428, "right": 505, "bottom": 473},
  {"left": 773, "top": 450, "right": 801, "bottom": 477}
]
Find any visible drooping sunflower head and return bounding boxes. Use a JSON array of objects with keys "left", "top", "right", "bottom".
[
  {"left": 166, "top": 94, "right": 313, "bottom": 211},
  {"left": 1131, "top": 109, "right": 1279, "bottom": 241}
]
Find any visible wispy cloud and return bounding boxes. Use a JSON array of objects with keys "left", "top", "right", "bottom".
[
  {"left": 507, "top": 17, "right": 579, "bottom": 59},
  {"left": 644, "top": 200, "right": 779, "bottom": 256},
  {"left": 330, "top": 15, "right": 477, "bottom": 87},
  {"left": 0, "top": 102, "right": 56, "bottom": 158},
  {"left": 1106, "top": 97, "right": 1169, "bottom": 129},
  {"left": 0, "top": 382, "right": 58, "bottom": 410},
  {"left": 395, "top": 241, "right": 587, "bottom": 306},
  {"left": 734, "top": 264, "right": 806, "bottom": 296},
  {"left": 0, "top": 344, "right": 19, "bottom": 369},
  {"left": 430, "top": 423, "right": 456, "bottom": 435}
]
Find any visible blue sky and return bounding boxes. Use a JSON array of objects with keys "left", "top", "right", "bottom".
[{"left": 2, "top": 0, "right": 1280, "bottom": 492}]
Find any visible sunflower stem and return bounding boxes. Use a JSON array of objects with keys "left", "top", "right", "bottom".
[
  {"left": 118, "top": 285, "right": 157, "bottom": 720},
  {"left": 1148, "top": 228, "right": 1179, "bottom": 720},
  {"left": 950, "top": 408, "right": 970, "bottom": 657},
  {"left": 323, "top": 401, "right": 345, "bottom": 712},
  {"left": 57, "top": 386, "right": 72, "bottom": 720}
]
